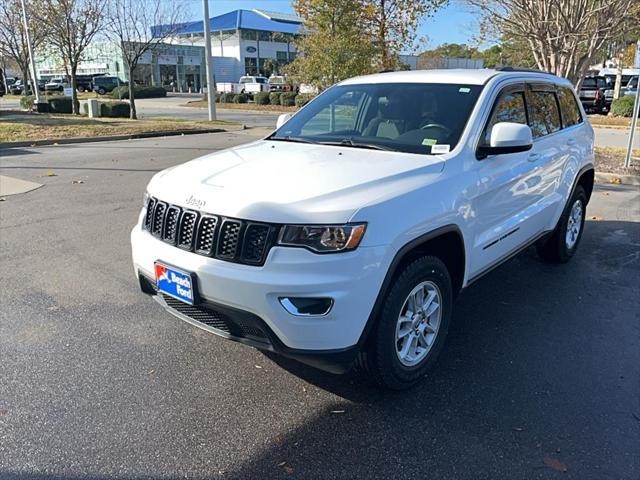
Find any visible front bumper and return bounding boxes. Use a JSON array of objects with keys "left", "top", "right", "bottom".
[{"left": 131, "top": 226, "right": 390, "bottom": 362}]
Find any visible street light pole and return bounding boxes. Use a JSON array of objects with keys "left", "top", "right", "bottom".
[
  {"left": 19, "top": 0, "right": 42, "bottom": 105},
  {"left": 623, "top": 40, "right": 640, "bottom": 169},
  {"left": 202, "top": 0, "right": 216, "bottom": 121}
]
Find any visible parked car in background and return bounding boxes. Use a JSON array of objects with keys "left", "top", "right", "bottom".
[
  {"left": 299, "top": 83, "right": 319, "bottom": 95},
  {"left": 93, "top": 76, "right": 123, "bottom": 95},
  {"left": 75, "top": 74, "right": 100, "bottom": 92},
  {"left": 239, "top": 75, "right": 269, "bottom": 96},
  {"left": 132, "top": 68, "right": 595, "bottom": 389},
  {"left": 268, "top": 75, "right": 296, "bottom": 92},
  {"left": 578, "top": 76, "right": 608, "bottom": 113},
  {"left": 45, "top": 78, "right": 68, "bottom": 92},
  {"left": 623, "top": 76, "right": 638, "bottom": 97},
  {"left": 9, "top": 79, "right": 27, "bottom": 95},
  {"left": 217, "top": 76, "right": 269, "bottom": 96}
]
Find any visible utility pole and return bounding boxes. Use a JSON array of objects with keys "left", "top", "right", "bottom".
[
  {"left": 19, "top": 0, "right": 42, "bottom": 105},
  {"left": 202, "top": 0, "right": 216, "bottom": 120},
  {"left": 624, "top": 40, "right": 640, "bottom": 169}
]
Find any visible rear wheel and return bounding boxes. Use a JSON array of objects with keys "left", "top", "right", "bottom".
[
  {"left": 98, "top": 87, "right": 106, "bottom": 95},
  {"left": 537, "top": 185, "right": 587, "bottom": 263},
  {"left": 359, "top": 256, "right": 452, "bottom": 390}
]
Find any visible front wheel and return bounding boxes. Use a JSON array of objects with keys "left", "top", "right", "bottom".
[
  {"left": 358, "top": 256, "right": 452, "bottom": 390},
  {"left": 537, "top": 185, "right": 587, "bottom": 263}
]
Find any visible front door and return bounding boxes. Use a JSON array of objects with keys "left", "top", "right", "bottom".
[{"left": 469, "top": 84, "right": 549, "bottom": 278}]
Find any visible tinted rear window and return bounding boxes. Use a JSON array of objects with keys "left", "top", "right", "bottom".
[
  {"left": 556, "top": 87, "right": 582, "bottom": 127},
  {"left": 582, "top": 78, "right": 606, "bottom": 89},
  {"left": 528, "top": 91, "right": 561, "bottom": 138}
]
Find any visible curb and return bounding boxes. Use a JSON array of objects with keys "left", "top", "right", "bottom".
[
  {"left": 0, "top": 128, "right": 228, "bottom": 149},
  {"left": 595, "top": 172, "right": 640, "bottom": 186}
]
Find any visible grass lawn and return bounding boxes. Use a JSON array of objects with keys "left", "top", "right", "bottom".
[
  {"left": 186, "top": 99, "right": 297, "bottom": 113},
  {"left": 0, "top": 113, "right": 235, "bottom": 144},
  {"left": 595, "top": 146, "right": 640, "bottom": 175},
  {"left": 588, "top": 115, "right": 638, "bottom": 129}
]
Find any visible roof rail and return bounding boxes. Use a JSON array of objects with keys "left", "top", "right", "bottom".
[{"left": 496, "top": 66, "right": 553, "bottom": 75}]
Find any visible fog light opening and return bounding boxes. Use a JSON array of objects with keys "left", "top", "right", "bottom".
[{"left": 279, "top": 297, "right": 334, "bottom": 316}]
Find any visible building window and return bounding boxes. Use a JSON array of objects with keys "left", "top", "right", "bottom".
[
  {"left": 276, "top": 51, "right": 288, "bottom": 62},
  {"left": 244, "top": 57, "right": 257, "bottom": 75}
]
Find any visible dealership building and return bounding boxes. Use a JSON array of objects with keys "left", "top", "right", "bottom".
[
  {"left": 34, "top": 8, "right": 424, "bottom": 91},
  {"left": 157, "top": 9, "right": 303, "bottom": 82},
  {"left": 35, "top": 9, "right": 302, "bottom": 91}
]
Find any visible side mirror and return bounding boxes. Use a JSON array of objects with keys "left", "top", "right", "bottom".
[
  {"left": 477, "top": 122, "right": 533, "bottom": 159},
  {"left": 276, "top": 113, "right": 292, "bottom": 129}
]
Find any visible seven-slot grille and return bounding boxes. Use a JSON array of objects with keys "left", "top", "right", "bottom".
[{"left": 143, "top": 197, "right": 277, "bottom": 266}]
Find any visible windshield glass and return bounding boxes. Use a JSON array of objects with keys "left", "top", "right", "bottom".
[{"left": 270, "top": 83, "right": 483, "bottom": 154}]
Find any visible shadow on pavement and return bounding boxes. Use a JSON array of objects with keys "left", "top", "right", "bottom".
[{"left": 224, "top": 219, "right": 640, "bottom": 479}]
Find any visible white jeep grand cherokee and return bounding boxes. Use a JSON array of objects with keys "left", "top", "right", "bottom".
[{"left": 131, "top": 69, "right": 594, "bottom": 389}]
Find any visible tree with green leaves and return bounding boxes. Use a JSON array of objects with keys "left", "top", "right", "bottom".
[
  {"left": 36, "top": 0, "right": 105, "bottom": 114},
  {"left": 363, "top": 0, "right": 448, "bottom": 70},
  {"left": 286, "top": 0, "right": 377, "bottom": 90}
]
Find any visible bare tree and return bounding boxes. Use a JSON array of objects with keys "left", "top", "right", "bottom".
[
  {"left": 105, "top": 0, "right": 186, "bottom": 119},
  {"left": 362, "top": 0, "right": 448, "bottom": 70},
  {"left": 0, "top": 0, "right": 47, "bottom": 96},
  {"left": 36, "top": 0, "right": 104, "bottom": 113},
  {"left": 468, "top": 0, "right": 638, "bottom": 87}
]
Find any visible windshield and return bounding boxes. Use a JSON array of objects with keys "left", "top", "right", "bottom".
[{"left": 269, "top": 83, "right": 483, "bottom": 154}]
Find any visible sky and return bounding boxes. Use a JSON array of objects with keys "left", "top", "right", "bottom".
[{"left": 186, "top": 0, "right": 481, "bottom": 51}]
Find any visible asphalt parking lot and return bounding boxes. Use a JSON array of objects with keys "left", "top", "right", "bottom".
[{"left": 0, "top": 132, "right": 639, "bottom": 480}]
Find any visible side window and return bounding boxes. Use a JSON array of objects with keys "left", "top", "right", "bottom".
[
  {"left": 482, "top": 91, "right": 527, "bottom": 145},
  {"left": 528, "top": 90, "right": 561, "bottom": 138},
  {"left": 556, "top": 87, "right": 582, "bottom": 128}
]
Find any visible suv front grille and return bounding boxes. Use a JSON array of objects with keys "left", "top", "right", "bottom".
[{"left": 143, "top": 197, "right": 277, "bottom": 266}]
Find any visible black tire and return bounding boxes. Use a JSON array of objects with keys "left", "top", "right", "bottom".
[
  {"left": 98, "top": 88, "right": 106, "bottom": 95},
  {"left": 77, "top": 86, "right": 85, "bottom": 93},
  {"left": 537, "top": 185, "right": 587, "bottom": 263},
  {"left": 358, "top": 256, "right": 453, "bottom": 390}
]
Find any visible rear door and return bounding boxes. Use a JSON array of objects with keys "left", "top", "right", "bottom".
[{"left": 523, "top": 83, "right": 571, "bottom": 232}]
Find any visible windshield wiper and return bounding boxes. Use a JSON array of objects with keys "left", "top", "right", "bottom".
[
  {"left": 318, "top": 138, "right": 392, "bottom": 151},
  {"left": 269, "top": 136, "right": 316, "bottom": 144}
]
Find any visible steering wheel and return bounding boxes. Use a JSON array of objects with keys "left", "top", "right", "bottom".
[{"left": 420, "top": 123, "right": 451, "bottom": 137}]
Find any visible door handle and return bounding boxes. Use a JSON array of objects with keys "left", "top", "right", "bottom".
[
  {"left": 528, "top": 153, "right": 540, "bottom": 162},
  {"left": 567, "top": 138, "right": 577, "bottom": 146}
]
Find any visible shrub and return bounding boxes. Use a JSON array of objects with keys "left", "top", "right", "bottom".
[
  {"left": 47, "top": 96, "right": 73, "bottom": 113},
  {"left": 295, "top": 93, "right": 315, "bottom": 108},
  {"left": 20, "top": 95, "right": 35, "bottom": 110},
  {"left": 233, "top": 93, "right": 248, "bottom": 104},
  {"left": 254, "top": 92, "right": 270, "bottom": 105},
  {"left": 100, "top": 101, "right": 131, "bottom": 118},
  {"left": 215, "top": 92, "right": 222, "bottom": 102},
  {"left": 269, "top": 92, "right": 282, "bottom": 105},
  {"left": 280, "top": 92, "right": 297, "bottom": 107},
  {"left": 610, "top": 95, "right": 638, "bottom": 117},
  {"left": 111, "top": 85, "right": 166, "bottom": 99},
  {"left": 219, "top": 92, "right": 235, "bottom": 103}
]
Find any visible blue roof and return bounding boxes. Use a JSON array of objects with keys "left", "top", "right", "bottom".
[{"left": 152, "top": 9, "right": 303, "bottom": 37}]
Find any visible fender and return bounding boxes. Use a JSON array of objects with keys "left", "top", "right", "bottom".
[
  {"left": 570, "top": 163, "right": 595, "bottom": 204},
  {"left": 356, "top": 224, "right": 465, "bottom": 347}
]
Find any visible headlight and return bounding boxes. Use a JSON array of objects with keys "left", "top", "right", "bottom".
[
  {"left": 143, "top": 192, "right": 150, "bottom": 208},
  {"left": 278, "top": 223, "right": 366, "bottom": 253}
]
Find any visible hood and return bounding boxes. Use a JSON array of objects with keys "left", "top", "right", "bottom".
[{"left": 147, "top": 140, "right": 445, "bottom": 224}]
